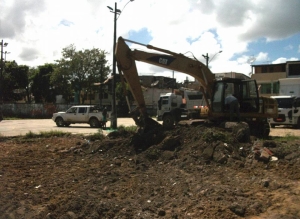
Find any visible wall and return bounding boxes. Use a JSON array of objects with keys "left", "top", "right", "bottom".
[
  {"left": 254, "top": 64, "right": 286, "bottom": 74},
  {"left": 251, "top": 72, "right": 286, "bottom": 81},
  {"left": 0, "top": 103, "right": 159, "bottom": 118},
  {"left": 251, "top": 72, "right": 287, "bottom": 97},
  {"left": 0, "top": 103, "right": 74, "bottom": 118}
]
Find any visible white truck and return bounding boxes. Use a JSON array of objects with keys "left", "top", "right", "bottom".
[
  {"left": 279, "top": 78, "right": 300, "bottom": 96},
  {"left": 268, "top": 78, "right": 300, "bottom": 128},
  {"left": 268, "top": 96, "right": 300, "bottom": 129},
  {"left": 157, "top": 88, "right": 208, "bottom": 127},
  {"left": 52, "top": 105, "right": 110, "bottom": 128}
]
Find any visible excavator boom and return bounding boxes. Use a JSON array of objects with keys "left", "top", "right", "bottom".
[{"left": 115, "top": 37, "right": 214, "bottom": 111}]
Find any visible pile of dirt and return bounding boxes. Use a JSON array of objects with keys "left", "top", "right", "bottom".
[{"left": 1, "top": 124, "right": 300, "bottom": 219}]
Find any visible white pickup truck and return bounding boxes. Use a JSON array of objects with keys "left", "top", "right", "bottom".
[{"left": 52, "top": 105, "right": 110, "bottom": 128}]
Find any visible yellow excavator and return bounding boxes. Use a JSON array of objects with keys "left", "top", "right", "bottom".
[{"left": 115, "top": 37, "right": 278, "bottom": 137}]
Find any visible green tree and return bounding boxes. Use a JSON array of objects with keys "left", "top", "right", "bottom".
[
  {"left": 31, "top": 64, "right": 56, "bottom": 103},
  {"left": 2, "top": 61, "right": 31, "bottom": 102},
  {"left": 52, "top": 45, "right": 110, "bottom": 104},
  {"left": 2, "top": 61, "right": 19, "bottom": 101}
]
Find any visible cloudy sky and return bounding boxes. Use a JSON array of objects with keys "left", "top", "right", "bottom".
[{"left": 1, "top": 0, "right": 300, "bottom": 82}]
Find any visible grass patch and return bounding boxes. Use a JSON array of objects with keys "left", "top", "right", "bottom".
[
  {"left": 273, "top": 133, "right": 300, "bottom": 142},
  {"left": 24, "top": 131, "right": 36, "bottom": 138},
  {"left": 118, "top": 125, "right": 137, "bottom": 133},
  {"left": 24, "top": 130, "right": 70, "bottom": 138},
  {"left": 88, "top": 129, "right": 105, "bottom": 141},
  {"left": 104, "top": 125, "right": 137, "bottom": 133}
]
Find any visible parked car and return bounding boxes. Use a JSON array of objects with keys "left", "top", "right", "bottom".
[{"left": 52, "top": 105, "right": 110, "bottom": 128}]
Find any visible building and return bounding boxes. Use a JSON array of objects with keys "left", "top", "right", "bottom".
[
  {"left": 185, "top": 72, "right": 250, "bottom": 90},
  {"left": 84, "top": 75, "right": 176, "bottom": 115},
  {"left": 251, "top": 61, "right": 300, "bottom": 97}
]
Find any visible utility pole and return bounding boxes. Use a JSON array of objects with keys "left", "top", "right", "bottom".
[
  {"left": 1, "top": 40, "right": 8, "bottom": 104},
  {"left": 107, "top": 0, "right": 134, "bottom": 129},
  {"left": 202, "top": 53, "right": 209, "bottom": 67},
  {"left": 108, "top": 2, "right": 119, "bottom": 129}
]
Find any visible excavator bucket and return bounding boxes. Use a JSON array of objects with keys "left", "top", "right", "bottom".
[{"left": 129, "top": 107, "right": 161, "bottom": 133}]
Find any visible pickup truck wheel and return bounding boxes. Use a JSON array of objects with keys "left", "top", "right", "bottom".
[
  {"left": 271, "top": 124, "right": 275, "bottom": 128},
  {"left": 56, "top": 117, "right": 65, "bottom": 127},
  {"left": 90, "top": 118, "right": 99, "bottom": 128},
  {"left": 163, "top": 114, "right": 174, "bottom": 130}
]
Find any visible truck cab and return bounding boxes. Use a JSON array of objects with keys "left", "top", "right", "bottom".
[
  {"left": 157, "top": 89, "right": 208, "bottom": 127},
  {"left": 268, "top": 96, "right": 300, "bottom": 129},
  {"left": 157, "top": 93, "right": 183, "bottom": 123}
]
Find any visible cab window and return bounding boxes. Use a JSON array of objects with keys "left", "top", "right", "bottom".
[{"left": 78, "top": 107, "right": 87, "bottom": 113}]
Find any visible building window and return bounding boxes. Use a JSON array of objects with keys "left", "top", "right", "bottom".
[
  {"left": 260, "top": 83, "right": 271, "bottom": 94},
  {"left": 272, "top": 81, "right": 279, "bottom": 94},
  {"left": 262, "top": 66, "right": 267, "bottom": 73},
  {"left": 288, "top": 63, "right": 300, "bottom": 76}
]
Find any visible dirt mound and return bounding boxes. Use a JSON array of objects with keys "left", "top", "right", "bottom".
[{"left": 1, "top": 125, "right": 300, "bottom": 218}]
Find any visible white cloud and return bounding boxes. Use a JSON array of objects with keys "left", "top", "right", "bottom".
[
  {"left": 256, "top": 52, "right": 269, "bottom": 63},
  {"left": 0, "top": 0, "right": 299, "bottom": 83},
  {"left": 284, "top": 45, "right": 293, "bottom": 51},
  {"left": 272, "top": 57, "right": 299, "bottom": 64},
  {"left": 272, "top": 57, "right": 287, "bottom": 64}
]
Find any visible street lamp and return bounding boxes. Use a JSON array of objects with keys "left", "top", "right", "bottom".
[
  {"left": 107, "top": 1, "right": 133, "bottom": 129},
  {"left": 209, "top": 50, "right": 222, "bottom": 65},
  {"left": 1, "top": 40, "right": 8, "bottom": 104},
  {"left": 4, "top": 51, "right": 10, "bottom": 61},
  {"left": 202, "top": 50, "right": 222, "bottom": 67}
]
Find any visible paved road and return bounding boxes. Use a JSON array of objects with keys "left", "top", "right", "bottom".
[
  {"left": 0, "top": 118, "right": 139, "bottom": 137},
  {"left": 0, "top": 118, "right": 299, "bottom": 137}
]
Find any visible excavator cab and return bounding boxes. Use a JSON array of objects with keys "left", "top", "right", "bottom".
[{"left": 211, "top": 78, "right": 260, "bottom": 119}]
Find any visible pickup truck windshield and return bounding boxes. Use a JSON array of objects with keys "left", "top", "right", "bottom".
[{"left": 275, "top": 98, "right": 294, "bottom": 108}]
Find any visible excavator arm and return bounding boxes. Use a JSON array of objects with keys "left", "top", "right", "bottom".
[{"left": 115, "top": 37, "right": 215, "bottom": 113}]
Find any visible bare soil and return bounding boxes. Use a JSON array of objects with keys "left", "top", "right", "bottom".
[{"left": 1, "top": 124, "right": 300, "bottom": 219}]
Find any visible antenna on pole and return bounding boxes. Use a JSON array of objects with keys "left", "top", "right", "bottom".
[{"left": 247, "top": 56, "right": 256, "bottom": 77}]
